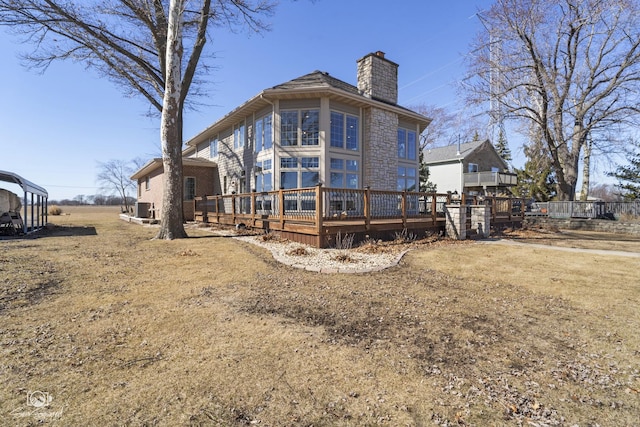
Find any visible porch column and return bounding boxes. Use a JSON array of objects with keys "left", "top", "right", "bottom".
[
  {"left": 444, "top": 204, "right": 466, "bottom": 240},
  {"left": 471, "top": 205, "right": 491, "bottom": 238}
]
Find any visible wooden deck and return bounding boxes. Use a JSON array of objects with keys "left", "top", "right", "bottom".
[{"left": 193, "top": 187, "right": 525, "bottom": 248}]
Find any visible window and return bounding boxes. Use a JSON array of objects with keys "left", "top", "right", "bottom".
[
  {"left": 184, "top": 177, "right": 196, "bottom": 200},
  {"left": 468, "top": 163, "right": 478, "bottom": 173},
  {"left": 280, "top": 157, "right": 298, "bottom": 169},
  {"left": 145, "top": 176, "right": 150, "bottom": 190},
  {"left": 301, "top": 110, "right": 319, "bottom": 146},
  {"left": 280, "top": 111, "right": 298, "bottom": 146},
  {"left": 255, "top": 114, "right": 273, "bottom": 152},
  {"left": 330, "top": 111, "right": 359, "bottom": 150},
  {"left": 234, "top": 122, "right": 245, "bottom": 149},
  {"left": 210, "top": 137, "right": 218, "bottom": 158},
  {"left": 279, "top": 156, "right": 319, "bottom": 189},
  {"left": 255, "top": 159, "right": 273, "bottom": 192},
  {"left": 398, "top": 128, "right": 417, "bottom": 160},
  {"left": 329, "top": 157, "right": 359, "bottom": 189},
  {"left": 280, "top": 109, "right": 319, "bottom": 146},
  {"left": 397, "top": 167, "right": 417, "bottom": 191}
]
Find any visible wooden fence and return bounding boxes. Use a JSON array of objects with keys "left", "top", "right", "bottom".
[{"left": 193, "top": 186, "right": 525, "bottom": 247}]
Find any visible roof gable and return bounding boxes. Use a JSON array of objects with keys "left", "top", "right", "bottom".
[{"left": 423, "top": 139, "right": 507, "bottom": 169}]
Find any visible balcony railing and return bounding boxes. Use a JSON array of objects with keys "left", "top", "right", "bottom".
[{"left": 464, "top": 171, "right": 517, "bottom": 187}]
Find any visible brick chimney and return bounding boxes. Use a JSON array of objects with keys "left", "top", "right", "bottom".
[{"left": 356, "top": 51, "right": 398, "bottom": 104}]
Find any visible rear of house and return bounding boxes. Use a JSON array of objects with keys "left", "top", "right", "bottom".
[{"left": 131, "top": 52, "right": 431, "bottom": 222}]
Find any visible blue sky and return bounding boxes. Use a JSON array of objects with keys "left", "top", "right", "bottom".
[{"left": 0, "top": 0, "right": 497, "bottom": 201}]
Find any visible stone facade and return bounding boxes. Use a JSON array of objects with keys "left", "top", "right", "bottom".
[
  {"left": 357, "top": 51, "right": 398, "bottom": 104},
  {"left": 445, "top": 204, "right": 466, "bottom": 240},
  {"left": 471, "top": 205, "right": 491, "bottom": 238},
  {"left": 362, "top": 107, "right": 399, "bottom": 190}
]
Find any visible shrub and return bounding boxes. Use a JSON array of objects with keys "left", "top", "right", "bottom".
[{"left": 48, "top": 206, "right": 63, "bottom": 216}]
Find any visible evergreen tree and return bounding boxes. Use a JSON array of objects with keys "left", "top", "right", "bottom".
[
  {"left": 512, "top": 140, "right": 555, "bottom": 201},
  {"left": 608, "top": 142, "right": 640, "bottom": 200},
  {"left": 419, "top": 149, "right": 437, "bottom": 192},
  {"left": 494, "top": 127, "right": 512, "bottom": 166}
]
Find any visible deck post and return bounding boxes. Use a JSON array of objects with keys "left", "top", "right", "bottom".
[
  {"left": 492, "top": 197, "right": 497, "bottom": 222},
  {"left": 364, "top": 186, "right": 371, "bottom": 231},
  {"left": 401, "top": 190, "right": 407, "bottom": 228},
  {"left": 251, "top": 191, "right": 256, "bottom": 226},
  {"left": 431, "top": 193, "right": 437, "bottom": 225},
  {"left": 231, "top": 195, "right": 237, "bottom": 224},
  {"left": 316, "top": 184, "right": 324, "bottom": 246},
  {"left": 279, "top": 188, "right": 285, "bottom": 228},
  {"left": 202, "top": 196, "right": 208, "bottom": 223}
]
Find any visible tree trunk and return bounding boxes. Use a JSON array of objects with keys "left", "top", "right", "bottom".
[
  {"left": 155, "top": 0, "right": 187, "bottom": 240},
  {"left": 579, "top": 136, "right": 592, "bottom": 201}
]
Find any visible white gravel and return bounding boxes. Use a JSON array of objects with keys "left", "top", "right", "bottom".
[{"left": 233, "top": 235, "right": 408, "bottom": 273}]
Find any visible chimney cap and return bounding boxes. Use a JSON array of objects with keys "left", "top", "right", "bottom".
[{"left": 375, "top": 51, "right": 385, "bottom": 58}]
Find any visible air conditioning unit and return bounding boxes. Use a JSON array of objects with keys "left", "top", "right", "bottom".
[{"left": 135, "top": 202, "right": 150, "bottom": 218}]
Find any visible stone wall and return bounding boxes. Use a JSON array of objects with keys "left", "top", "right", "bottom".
[
  {"left": 445, "top": 205, "right": 466, "bottom": 240},
  {"left": 524, "top": 217, "right": 640, "bottom": 236},
  {"left": 362, "top": 107, "right": 398, "bottom": 190}
]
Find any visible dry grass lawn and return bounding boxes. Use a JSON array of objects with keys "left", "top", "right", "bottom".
[{"left": 1, "top": 206, "right": 639, "bottom": 426}]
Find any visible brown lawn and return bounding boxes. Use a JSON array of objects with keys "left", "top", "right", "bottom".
[{"left": 1, "top": 206, "right": 639, "bottom": 426}]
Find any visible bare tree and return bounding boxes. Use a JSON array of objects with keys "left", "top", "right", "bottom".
[
  {"left": 411, "top": 103, "right": 480, "bottom": 150},
  {"left": 97, "top": 159, "right": 137, "bottom": 213},
  {"left": 466, "top": 0, "right": 640, "bottom": 200},
  {"left": 0, "top": 0, "right": 275, "bottom": 238}
]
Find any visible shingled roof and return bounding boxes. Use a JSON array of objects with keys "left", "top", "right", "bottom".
[
  {"left": 423, "top": 140, "right": 488, "bottom": 164},
  {"left": 269, "top": 70, "right": 361, "bottom": 96}
]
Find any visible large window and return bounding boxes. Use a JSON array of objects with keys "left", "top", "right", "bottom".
[
  {"left": 255, "top": 159, "right": 273, "bottom": 192},
  {"left": 279, "top": 156, "right": 319, "bottom": 189},
  {"left": 329, "top": 158, "right": 359, "bottom": 189},
  {"left": 330, "top": 111, "right": 359, "bottom": 150},
  {"left": 397, "top": 167, "right": 417, "bottom": 191},
  {"left": 255, "top": 114, "right": 273, "bottom": 152},
  {"left": 184, "top": 177, "right": 196, "bottom": 200},
  {"left": 398, "top": 128, "right": 417, "bottom": 160},
  {"left": 210, "top": 137, "right": 218, "bottom": 158},
  {"left": 234, "top": 122, "right": 245, "bottom": 149},
  {"left": 280, "top": 109, "right": 319, "bottom": 146}
]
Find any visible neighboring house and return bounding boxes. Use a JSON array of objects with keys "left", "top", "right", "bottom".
[
  {"left": 423, "top": 139, "right": 517, "bottom": 196},
  {"left": 131, "top": 51, "right": 431, "bottom": 221}
]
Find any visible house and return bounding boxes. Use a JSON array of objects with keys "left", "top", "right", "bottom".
[
  {"left": 423, "top": 139, "right": 517, "bottom": 196},
  {"left": 131, "top": 51, "right": 431, "bottom": 221}
]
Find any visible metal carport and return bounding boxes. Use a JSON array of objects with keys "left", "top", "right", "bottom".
[{"left": 0, "top": 170, "right": 48, "bottom": 234}]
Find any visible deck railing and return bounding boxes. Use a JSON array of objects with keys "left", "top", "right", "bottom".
[{"left": 194, "top": 186, "right": 525, "bottom": 228}]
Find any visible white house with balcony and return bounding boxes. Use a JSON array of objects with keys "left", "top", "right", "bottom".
[{"left": 423, "top": 139, "right": 517, "bottom": 196}]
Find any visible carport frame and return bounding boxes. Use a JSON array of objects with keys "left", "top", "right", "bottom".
[{"left": 0, "top": 170, "right": 48, "bottom": 234}]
